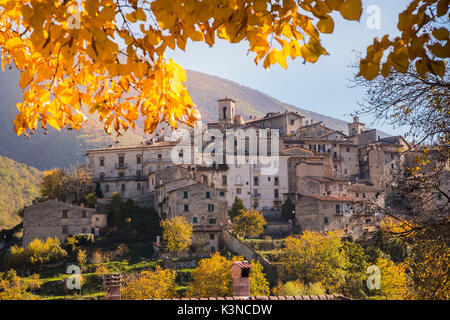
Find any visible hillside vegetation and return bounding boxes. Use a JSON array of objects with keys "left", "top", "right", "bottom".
[{"left": 0, "top": 155, "right": 42, "bottom": 230}]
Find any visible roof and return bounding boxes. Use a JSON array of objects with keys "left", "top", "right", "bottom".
[
  {"left": 148, "top": 295, "right": 350, "bottom": 300},
  {"left": 306, "top": 194, "right": 357, "bottom": 202},
  {"left": 307, "top": 176, "right": 350, "bottom": 184},
  {"left": 232, "top": 261, "right": 252, "bottom": 269}
]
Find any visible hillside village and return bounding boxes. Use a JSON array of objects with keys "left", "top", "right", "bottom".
[
  {"left": 18, "top": 96, "right": 449, "bottom": 254},
  {"left": 1, "top": 96, "right": 448, "bottom": 301}
]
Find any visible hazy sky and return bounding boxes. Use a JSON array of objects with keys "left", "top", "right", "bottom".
[{"left": 167, "top": 0, "right": 411, "bottom": 136}]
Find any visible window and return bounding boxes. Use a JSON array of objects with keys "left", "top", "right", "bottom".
[
  {"left": 183, "top": 191, "right": 188, "bottom": 199},
  {"left": 254, "top": 177, "right": 259, "bottom": 186},
  {"left": 346, "top": 147, "right": 350, "bottom": 152},
  {"left": 136, "top": 170, "right": 142, "bottom": 177},
  {"left": 184, "top": 204, "right": 189, "bottom": 212},
  {"left": 100, "top": 157, "right": 105, "bottom": 167},
  {"left": 96, "top": 217, "right": 100, "bottom": 222},
  {"left": 236, "top": 188, "right": 241, "bottom": 195},
  {"left": 119, "top": 172, "right": 124, "bottom": 178},
  {"left": 222, "top": 175, "right": 227, "bottom": 186},
  {"left": 157, "top": 153, "right": 162, "bottom": 160},
  {"left": 363, "top": 193, "right": 366, "bottom": 198},
  {"left": 210, "top": 233, "right": 215, "bottom": 240},
  {"left": 202, "top": 176, "right": 208, "bottom": 184},
  {"left": 268, "top": 177, "right": 271, "bottom": 182},
  {"left": 62, "top": 210, "right": 68, "bottom": 218},
  {"left": 338, "top": 184, "right": 343, "bottom": 191},
  {"left": 136, "top": 154, "right": 142, "bottom": 164},
  {"left": 235, "top": 175, "right": 241, "bottom": 185},
  {"left": 274, "top": 177, "right": 279, "bottom": 186},
  {"left": 219, "top": 191, "right": 225, "bottom": 197},
  {"left": 206, "top": 191, "right": 211, "bottom": 199},
  {"left": 137, "top": 182, "right": 141, "bottom": 190},
  {"left": 62, "top": 225, "right": 68, "bottom": 234},
  {"left": 391, "top": 163, "right": 394, "bottom": 169},
  {"left": 193, "top": 217, "right": 198, "bottom": 224},
  {"left": 333, "top": 152, "right": 337, "bottom": 159},
  {"left": 121, "top": 183, "right": 126, "bottom": 191},
  {"left": 290, "top": 119, "right": 295, "bottom": 125},
  {"left": 274, "top": 189, "right": 279, "bottom": 198},
  {"left": 100, "top": 172, "right": 105, "bottom": 180},
  {"left": 118, "top": 155, "right": 125, "bottom": 165},
  {"left": 208, "top": 204, "right": 214, "bottom": 212},
  {"left": 105, "top": 184, "right": 110, "bottom": 192},
  {"left": 356, "top": 193, "right": 359, "bottom": 198},
  {"left": 324, "top": 217, "right": 329, "bottom": 224},
  {"left": 82, "top": 211, "right": 87, "bottom": 218},
  {"left": 335, "top": 204, "right": 341, "bottom": 214},
  {"left": 209, "top": 218, "right": 216, "bottom": 224}
]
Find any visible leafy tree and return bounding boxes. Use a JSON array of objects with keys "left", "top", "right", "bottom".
[
  {"left": 233, "top": 208, "right": 266, "bottom": 238},
  {"left": 228, "top": 196, "right": 246, "bottom": 221},
  {"left": 404, "top": 240, "right": 449, "bottom": 300},
  {"left": 5, "top": 237, "right": 67, "bottom": 273},
  {"left": 0, "top": 0, "right": 368, "bottom": 137},
  {"left": 40, "top": 168, "right": 66, "bottom": 200},
  {"left": 340, "top": 241, "right": 368, "bottom": 299},
  {"left": 161, "top": 216, "right": 193, "bottom": 254},
  {"left": 84, "top": 192, "right": 98, "bottom": 209},
  {"left": 122, "top": 266, "right": 177, "bottom": 300},
  {"left": 186, "top": 253, "right": 270, "bottom": 297},
  {"left": 40, "top": 166, "right": 94, "bottom": 204},
  {"left": 279, "top": 231, "right": 348, "bottom": 293},
  {"left": 358, "top": 0, "right": 449, "bottom": 80},
  {"left": 369, "top": 257, "right": 409, "bottom": 300},
  {"left": 76, "top": 249, "right": 87, "bottom": 270},
  {"left": 248, "top": 260, "right": 270, "bottom": 296},
  {"left": 0, "top": 270, "right": 40, "bottom": 300},
  {"left": 281, "top": 197, "right": 295, "bottom": 220},
  {"left": 272, "top": 281, "right": 326, "bottom": 296},
  {"left": 107, "top": 194, "right": 161, "bottom": 242}
]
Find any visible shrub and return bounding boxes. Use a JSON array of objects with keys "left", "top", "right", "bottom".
[{"left": 5, "top": 237, "right": 67, "bottom": 272}]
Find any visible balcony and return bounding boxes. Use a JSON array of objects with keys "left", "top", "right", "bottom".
[
  {"left": 252, "top": 193, "right": 261, "bottom": 199},
  {"left": 115, "top": 163, "right": 127, "bottom": 169}
]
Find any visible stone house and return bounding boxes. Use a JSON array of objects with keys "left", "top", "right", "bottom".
[
  {"left": 293, "top": 194, "right": 356, "bottom": 231},
  {"left": 23, "top": 200, "right": 95, "bottom": 247},
  {"left": 166, "top": 182, "right": 229, "bottom": 251}
]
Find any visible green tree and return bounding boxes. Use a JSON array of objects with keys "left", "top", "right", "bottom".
[
  {"left": 161, "top": 216, "right": 193, "bottom": 254},
  {"left": 228, "top": 196, "right": 246, "bottom": 221},
  {"left": 233, "top": 208, "right": 267, "bottom": 239},
  {"left": 281, "top": 197, "right": 295, "bottom": 220},
  {"left": 84, "top": 192, "right": 98, "bottom": 209}
]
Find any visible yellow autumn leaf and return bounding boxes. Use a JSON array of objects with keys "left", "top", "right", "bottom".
[{"left": 339, "top": 0, "right": 362, "bottom": 21}]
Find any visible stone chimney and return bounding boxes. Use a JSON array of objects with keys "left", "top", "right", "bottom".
[
  {"left": 230, "top": 261, "right": 252, "bottom": 299},
  {"left": 104, "top": 273, "right": 122, "bottom": 300}
]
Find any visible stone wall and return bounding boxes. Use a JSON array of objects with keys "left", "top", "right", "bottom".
[
  {"left": 23, "top": 200, "right": 94, "bottom": 246},
  {"left": 221, "top": 230, "right": 278, "bottom": 284}
]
